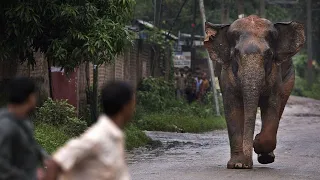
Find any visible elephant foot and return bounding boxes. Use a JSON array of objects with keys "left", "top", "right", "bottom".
[
  {"left": 258, "top": 152, "right": 275, "bottom": 164},
  {"left": 253, "top": 133, "right": 276, "bottom": 154},
  {"left": 227, "top": 154, "right": 253, "bottom": 169}
]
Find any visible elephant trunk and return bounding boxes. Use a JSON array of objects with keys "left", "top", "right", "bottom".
[{"left": 241, "top": 57, "right": 265, "bottom": 158}]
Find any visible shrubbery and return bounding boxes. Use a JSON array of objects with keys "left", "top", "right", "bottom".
[
  {"left": 35, "top": 77, "right": 226, "bottom": 153},
  {"left": 292, "top": 54, "right": 320, "bottom": 100},
  {"left": 134, "top": 77, "right": 225, "bottom": 133},
  {"left": 34, "top": 98, "right": 88, "bottom": 153},
  {"left": 125, "top": 124, "right": 152, "bottom": 150},
  {"left": 35, "top": 98, "right": 87, "bottom": 136},
  {"left": 34, "top": 98, "right": 152, "bottom": 153}
]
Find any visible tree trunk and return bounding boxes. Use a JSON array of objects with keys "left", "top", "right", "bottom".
[
  {"left": 236, "top": 0, "right": 245, "bottom": 18},
  {"left": 90, "top": 64, "right": 98, "bottom": 125},
  {"left": 260, "top": 0, "right": 266, "bottom": 18},
  {"left": 307, "top": 0, "right": 313, "bottom": 86},
  {"left": 199, "top": 0, "right": 221, "bottom": 116},
  {"left": 191, "top": 0, "right": 197, "bottom": 72},
  {"left": 165, "top": 47, "right": 171, "bottom": 81},
  {"left": 47, "top": 59, "right": 53, "bottom": 98},
  {"left": 221, "top": 0, "right": 230, "bottom": 23}
]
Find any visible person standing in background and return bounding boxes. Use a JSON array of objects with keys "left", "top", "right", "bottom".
[
  {"left": 44, "top": 81, "right": 135, "bottom": 180},
  {"left": 174, "top": 68, "right": 180, "bottom": 98},
  {"left": 0, "top": 77, "right": 48, "bottom": 180},
  {"left": 195, "top": 73, "right": 203, "bottom": 101},
  {"left": 176, "top": 68, "right": 186, "bottom": 99},
  {"left": 200, "top": 72, "right": 210, "bottom": 102},
  {"left": 185, "top": 70, "right": 196, "bottom": 103}
]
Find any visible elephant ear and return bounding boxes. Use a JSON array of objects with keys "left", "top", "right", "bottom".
[
  {"left": 274, "top": 22, "right": 305, "bottom": 64},
  {"left": 204, "top": 22, "right": 230, "bottom": 65}
]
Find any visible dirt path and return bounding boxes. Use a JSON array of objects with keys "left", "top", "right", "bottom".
[{"left": 127, "top": 96, "right": 320, "bottom": 180}]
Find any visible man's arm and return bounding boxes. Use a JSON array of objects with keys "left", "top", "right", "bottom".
[
  {"left": 0, "top": 122, "right": 28, "bottom": 179},
  {"left": 44, "top": 137, "right": 98, "bottom": 180}
]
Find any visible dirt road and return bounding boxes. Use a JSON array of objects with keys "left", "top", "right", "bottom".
[{"left": 127, "top": 96, "right": 320, "bottom": 180}]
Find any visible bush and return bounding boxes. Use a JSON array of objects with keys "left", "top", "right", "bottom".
[
  {"left": 137, "top": 77, "right": 175, "bottom": 112},
  {"left": 293, "top": 54, "right": 307, "bottom": 77},
  {"left": 35, "top": 123, "right": 70, "bottom": 154},
  {"left": 125, "top": 124, "right": 152, "bottom": 150},
  {"left": 35, "top": 98, "right": 87, "bottom": 136},
  {"left": 61, "top": 117, "right": 87, "bottom": 137},
  {"left": 134, "top": 77, "right": 226, "bottom": 133},
  {"left": 35, "top": 122, "right": 151, "bottom": 153},
  {"left": 292, "top": 76, "right": 320, "bottom": 100}
]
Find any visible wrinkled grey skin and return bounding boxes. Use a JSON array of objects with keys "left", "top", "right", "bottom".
[{"left": 204, "top": 15, "right": 305, "bottom": 169}]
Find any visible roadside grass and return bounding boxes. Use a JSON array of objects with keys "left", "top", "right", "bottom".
[
  {"left": 125, "top": 124, "right": 152, "bottom": 150},
  {"left": 292, "top": 76, "right": 320, "bottom": 100},
  {"left": 135, "top": 113, "right": 226, "bottom": 133},
  {"left": 35, "top": 123, "right": 152, "bottom": 153},
  {"left": 35, "top": 123, "right": 70, "bottom": 154}
]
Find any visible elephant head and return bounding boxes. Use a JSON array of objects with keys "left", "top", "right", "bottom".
[
  {"left": 204, "top": 15, "right": 305, "bottom": 81},
  {"left": 204, "top": 15, "right": 305, "bottom": 162}
]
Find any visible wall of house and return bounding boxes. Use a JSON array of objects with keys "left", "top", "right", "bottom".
[
  {"left": 0, "top": 41, "right": 164, "bottom": 115},
  {"left": 77, "top": 41, "right": 155, "bottom": 114},
  {"left": 0, "top": 52, "right": 49, "bottom": 105}
]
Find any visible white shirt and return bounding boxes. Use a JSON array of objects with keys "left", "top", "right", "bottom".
[{"left": 53, "top": 115, "right": 130, "bottom": 180}]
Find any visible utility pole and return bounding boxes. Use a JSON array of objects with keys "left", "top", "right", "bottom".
[
  {"left": 221, "top": 0, "right": 230, "bottom": 23},
  {"left": 191, "top": 0, "right": 197, "bottom": 71},
  {"left": 199, "top": 0, "right": 221, "bottom": 116},
  {"left": 236, "top": 0, "right": 245, "bottom": 18},
  {"left": 154, "top": 0, "right": 163, "bottom": 27},
  {"left": 260, "top": 0, "right": 266, "bottom": 18},
  {"left": 307, "top": 0, "right": 313, "bottom": 86}
]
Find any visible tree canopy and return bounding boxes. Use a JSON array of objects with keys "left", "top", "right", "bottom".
[{"left": 0, "top": 0, "right": 135, "bottom": 71}]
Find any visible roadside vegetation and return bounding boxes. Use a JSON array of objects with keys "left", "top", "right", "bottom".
[
  {"left": 292, "top": 53, "right": 320, "bottom": 100},
  {"left": 34, "top": 77, "right": 225, "bottom": 153}
]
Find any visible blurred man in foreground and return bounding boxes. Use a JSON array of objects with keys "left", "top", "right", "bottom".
[
  {"left": 0, "top": 77, "right": 48, "bottom": 180},
  {"left": 45, "top": 81, "right": 136, "bottom": 180}
]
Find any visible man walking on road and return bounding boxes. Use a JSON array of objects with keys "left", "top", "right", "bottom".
[
  {"left": 0, "top": 77, "right": 48, "bottom": 180},
  {"left": 45, "top": 81, "right": 136, "bottom": 180}
]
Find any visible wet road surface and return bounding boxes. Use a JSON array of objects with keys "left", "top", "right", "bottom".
[{"left": 127, "top": 96, "right": 320, "bottom": 180}]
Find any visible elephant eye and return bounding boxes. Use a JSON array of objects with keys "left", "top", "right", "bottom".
[{"left": 264, "top": 49, "right": 274, "bottom": 59}]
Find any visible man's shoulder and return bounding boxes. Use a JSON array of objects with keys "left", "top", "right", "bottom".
[
  {"left": 0, "top": 110, "right": 17, "bottom": 137},
  {"left": 82, "top": 116, "right": 123, "bottom": 142}
]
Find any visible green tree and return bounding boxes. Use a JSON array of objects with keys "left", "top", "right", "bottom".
[
  {"left": 1, "top": 0, "right": 136, "bottom": 123},
  {"left": 0, "top": 0, "right": 135, "bottom": 70}
]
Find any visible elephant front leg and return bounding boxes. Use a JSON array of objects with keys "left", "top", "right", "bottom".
[
  {"left": 254, "top": 95, "right": 281, "bottom": 164},
  {"left": 223, "top": 94, "right": 248, "bottom": 169}
]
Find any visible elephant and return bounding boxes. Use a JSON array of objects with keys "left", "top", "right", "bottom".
[{"left": 203, "top": 15, "right": 305, "bottom": 169}]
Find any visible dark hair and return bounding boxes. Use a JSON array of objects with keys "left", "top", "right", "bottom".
[
  {"left": 7, "top": 77, "right": 37, "bottom": 104},
  {"left": 100, "top": 81, "right": 134, "bottom": 117}
]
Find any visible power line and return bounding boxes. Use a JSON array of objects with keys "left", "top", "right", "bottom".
[{"left": 164, "top": 0, "right": 189, "bottom": 41}]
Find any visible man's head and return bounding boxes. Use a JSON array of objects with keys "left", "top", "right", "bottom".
[
  {"left": 174, "top": 68, "right": 179, "bottom": 74},
  {"left": 202, "top": 72, "right": 207, "bottom": 80},
  {"left": 101, "top": 81, "right": 135, "bottom": 126},
  {"left": 7, "top": 77, "right": 38, "bottom": 117}
]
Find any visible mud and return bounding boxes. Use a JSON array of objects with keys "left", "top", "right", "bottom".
[{"left": 127, "top": 96, "right": 320, "bottom": 180}]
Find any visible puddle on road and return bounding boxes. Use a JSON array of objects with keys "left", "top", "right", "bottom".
[
  {"left": 126, "top": 130, "right": 229, "bottom": 164},
  {"left": 126, "top": 119, "right": 267, "bottom": 164}
]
